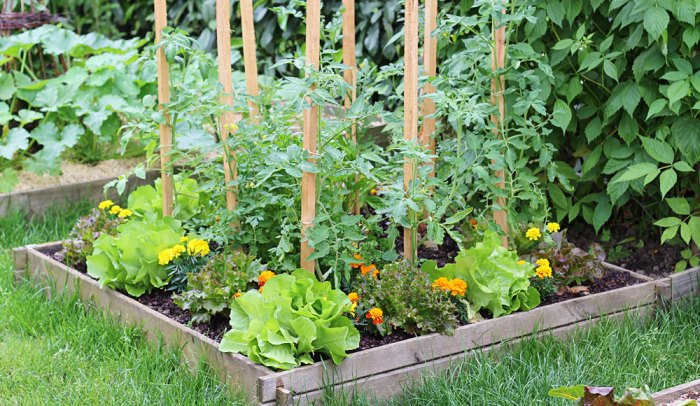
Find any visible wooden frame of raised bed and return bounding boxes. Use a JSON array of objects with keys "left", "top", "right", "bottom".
[
  {"left": 12, "top": 242, "right": 700, "bottom": 405},
  {"left": 0, "top": 170, "right": 160, "bottom": 217},
  {"left": 653, "top": 378, "right": 700, "bottom": 404}
]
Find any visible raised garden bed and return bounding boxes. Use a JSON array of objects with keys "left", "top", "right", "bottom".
[
  {"left": 15, "top": 242, "right": 700, "bottom": 405},
  {"left": 0, "top": 169, "right": 160, "bottom": 217},
  {"left": 654, "top": 378, "right": 700, "bottom": 405}
]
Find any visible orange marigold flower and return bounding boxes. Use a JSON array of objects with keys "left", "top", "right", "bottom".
[
  {"left": 470, "top": 218, "right": 478, "bottom": 229},
  {"left": 233, "top": 291, "right": 242, "bottom": 298},
  {"left": 432, "top": 277, "right": 451, "bottom": 291},
  {"left": 350, "top": 253, "right": 362, "bottom": 269},
  {"left": 360, "top": 264, "right": 379, "bottom": 278},
  {"left": 348, "top": 292, "right": 360, "bottom": 304},
  {"left": 258, "top": 270, "right": 276, "bottom": 287},
  {"left": 448, "top": 278, "right": 468, "bottom": 297},
  {"left": 370, "top": 188, "right": 377, "bottom": 196},
  {"left": 366, "top": 307, "right": 384, "bottom": 325}
]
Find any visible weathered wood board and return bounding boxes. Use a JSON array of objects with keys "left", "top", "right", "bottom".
[
  {"left": 653, "top": 378, "right": 700, "bottom": 403},
  {"left": 14, "top": 243, "right": 699, "bottom": 406}
]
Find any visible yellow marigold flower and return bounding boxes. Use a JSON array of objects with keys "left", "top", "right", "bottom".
[
  {"left": 98, "top": 200, "right": 114, "bottom": 210},
  {"left": 110, "top": 205, "right": 122, "bottom": 215},
  {"left": 257, "top": 270, "right": 276, "bottom": 287},
  {"left": 432, "top": 277, "right": 451, "bottom": 291},
  {"left": 171, "top": 244, "right": 185, "bottom": 256},
  {"left": 187, "top": 239, "right": 210, "bottom": 256},
  {"left": 349, "top": 302, "right": 358, "bottom": 315},
  {"left": 360, "top": 264, "right": 379, "bottom": 278},
  {"left": 233, "top": 291, "right": 242, "bottom": 298},
  {"left": 117, "top": 208, "right": 133, "bottom": 218},
  {"left": 350, "top": 253, "right": 362, "bottom": 269},
  {"left": 158, "top": 249, "right": 174, "bottom": 265},
  {"left": 535, "top": 258, "right": 550, "bottom": 268},
  {"left": 369, "top": 188, "right": 377, "bottom": 196},
  {"left": 546, "top": 222, "right": 561, "bottom": 233},
  {"left": 180, "top": 236, "right": 189, "bottom": 243},
  {"left": 348, "top": 292, "right": 360, "bottom": 304},
  {"left": 448, "top": 278, "right": 468, "bottom": 297},
  {"left": 536, "top": 265, "right": 553, "bottom": 279},
  {"left": 517, "top": 260, "right": 526, "bottom": 265},
  {"left": 525, "top": 227, "right": 541, "bottom": 241},
  {"left": 365, "top": 307, "right": 384, "bottom": 325}
]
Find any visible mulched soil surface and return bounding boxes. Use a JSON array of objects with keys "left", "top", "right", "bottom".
[{"left": 567, "top": 220, "right": 682, "bottom": 279}]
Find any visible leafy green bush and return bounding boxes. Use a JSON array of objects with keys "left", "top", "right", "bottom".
[
  {"left": 0, "top": 25, "right": 150, "bottom": 192},
  {"left": 86, "top": 217, "right": 184, "bottom": 297},
  {"left": 423, "top": 230, "right": 540, "bottom": 318},
  {"left": 354, "top": 260, "right": 461, "bottom": 336},
  {"left": 219, "top": 269, "right": 359, "bottom": 370},
  {"left": 173, "top": 250, "right": 265, "bottom": 323}
]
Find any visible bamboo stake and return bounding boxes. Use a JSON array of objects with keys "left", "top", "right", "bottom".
[
  {"left": 403, "top": 0, "right": 419, "bottom": 261},
  {"left": 420, "top": 0, "right": 437, "bottom": 169},
  {"left": 240, "top": 0, "right": 260, "bottom": 119},
  {"left": 300, "top": 0, "right": 321, "bottom": 272},
  {"left": 491, "top": 3, "right": 509, "bottom": 247},
  {"left": 342, "top": 0, "right": 359, "bottom": 215},
  {"left": 154, "top": 0, "right": 174, "bottom": 217},
  {"left": 216, "top": 0, "right": 237, "bottom": 211}
]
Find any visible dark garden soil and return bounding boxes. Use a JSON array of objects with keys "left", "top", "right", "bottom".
[
  {"left": 567, "top": 220, "right": 683, "bottom": 279},
  {"left": 540, "top": 270, "right": 641, "bottom": 306},
  {"left": 45, "top": 245, "right": 643, "bottom": 353}
]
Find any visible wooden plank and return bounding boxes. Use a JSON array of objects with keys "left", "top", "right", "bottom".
[
  {"left": 420, "top": 0, "right": 437, "bottom": 170},
  {"left": 342, "top": 0, "right": 359, "bottom": 215},
  {"left": 21, "top": 245, "right": 272, "bottom": 403},
  {"left": 216, "top": 0, "right": 238, "bottom": 211},
  {"left": 669, "top": 266, "right": 700, "bottom": 302},
  {"left": 276, "top": 307, "right": 655, "bottom": 406},
  {"left": 653, "top": 378, "right": 700, "bottom": 403},
  {"left": 258, "top": 277, "right": 659, "bottom": 402},
  {"left": 490, "top": 2, "right": 508, "bottom": 246},
  {"left": 240, "top": 0, "right": 260, "bottom": 118},
  {"left": 300, "top": 0, "right": 321, "bottom": 272},
  {"left": 402, "top": 0, "right": 419, "bottom": 260},
  {"left": 154, "top": 0, "right": 174, "bottom": 217},
  {"left": 603, "top": 261, "right": 655, "bottom": 281}
]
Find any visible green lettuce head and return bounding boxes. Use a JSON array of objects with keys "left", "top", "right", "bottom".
[
  {"left": 423, "top": 230, "right": 540, "bottom": 318},
  {"left": 127, "top": 176, "right": 201, "bottom": 221},
  {"left": 86, "top": 217, "right": 184, "bottom": 297},
  {"left": 219, "top": 269, "right": 360, "bottom": 370}
]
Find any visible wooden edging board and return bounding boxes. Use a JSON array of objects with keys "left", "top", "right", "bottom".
[
  {"left": 653, "top": 378, "right": 700, "bottom": 403},
  {"left": 0, "top": 170, "right": 160, "bottom": 217},
  {"left": 12, "top": 243, "right": 700, "bottom": 406}
]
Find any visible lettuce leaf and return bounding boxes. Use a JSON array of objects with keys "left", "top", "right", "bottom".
[
  {"left": 86, "top": 217, "right": 184, "bottom": 296},
  {"left": 423, "top": 230, "right": 540, "bottom": 318},
  {"left": 219, "top": 269, "right": 359, "bottom": 370}
]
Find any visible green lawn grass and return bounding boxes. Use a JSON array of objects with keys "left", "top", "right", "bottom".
[
  {"left": 2, "top": 204, "right": 699, "bottom": 405},
  {"left": 0, "top": 203, "right": 245, "bottom": 405}
]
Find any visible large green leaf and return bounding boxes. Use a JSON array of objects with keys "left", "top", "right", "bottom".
[
  {"left": 219, "top": 269, "right": 358, "bottom": 370},
  {"left": 643, "top": 7, "right": 669, "bottom": 40},
  {"left": 0, "top": 128, "right": 30, "bottom": 159},
  {"left": 671, "top": 117, "right": 700, "bottom": 165}
]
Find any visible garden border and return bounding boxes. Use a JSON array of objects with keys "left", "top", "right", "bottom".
[
  {"left": 12, "top": 242, "right": 700, "bottom": 405},
  {"left": 653, "top": 378, "right": 700, "bottom": 404},
  {"left": 0, "top": 170, "right": 160, "bottom": 217}
]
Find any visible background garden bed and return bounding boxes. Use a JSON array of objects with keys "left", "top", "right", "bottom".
[
  {"left": 0, "top": 169, "right": 159, "bottom": 217},
  {"left": 654, "top": 378, "right": 700, "bottom": 404},
  {"left": 15, "top": 242, "right": 699, "bottom": 405}
]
